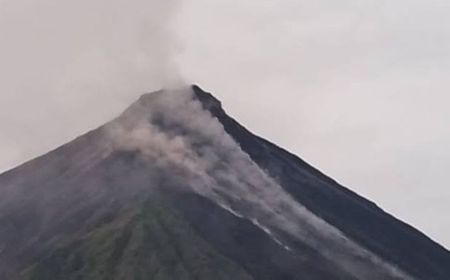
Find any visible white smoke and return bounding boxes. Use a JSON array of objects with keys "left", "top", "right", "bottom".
[
  {"left": 0, "top": 0, "right": 184, "bottom": 172},
  {"left": 105, "top": 87, "right": 414, "bottom": 280}
]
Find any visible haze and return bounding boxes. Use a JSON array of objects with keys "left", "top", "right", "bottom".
[{"left": 0, "top": 0, "right": 449, "bottom": 248}]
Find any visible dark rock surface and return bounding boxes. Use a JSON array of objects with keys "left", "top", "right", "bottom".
[{"left": 0, "top": 85, "right": 448, "bottom": 280}]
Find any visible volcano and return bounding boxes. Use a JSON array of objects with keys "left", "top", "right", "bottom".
[{"left": 0, "top": 85, "right": 449, "bottom": 280}]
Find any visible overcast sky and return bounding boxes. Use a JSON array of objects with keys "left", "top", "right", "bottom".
[{"left": 0, "top": 0, "right": 449, "bottom": 248}]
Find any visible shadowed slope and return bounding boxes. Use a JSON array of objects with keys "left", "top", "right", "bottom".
[
  {"left": 0, "top": 86, "right": 449, "bottom": 280},
  {"left": 192, "top": 85, "right": 450, "bottom": 280}
]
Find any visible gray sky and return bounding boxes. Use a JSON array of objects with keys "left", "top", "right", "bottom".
[{"left": 0, "top": 0, "right": 449, "bottom": 248}]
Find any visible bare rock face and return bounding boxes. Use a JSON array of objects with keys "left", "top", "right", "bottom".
[{"left": 0, "top": 85, "right": 449, "bottom": 280}]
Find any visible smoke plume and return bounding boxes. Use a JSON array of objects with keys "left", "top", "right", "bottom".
[
  {"left": 0, "top": 0, "right": 183, "bottom": 172},
  {"left": 105, "top": 87, "right": 414, "bottom": 280}
]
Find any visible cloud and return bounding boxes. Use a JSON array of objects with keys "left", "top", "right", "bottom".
[
  {"left": 177, "top": 0, "right": 450, "bottom": 248},
  {"left": 0, "top": 0, "right": 183, "bottom": 172},
  {"left": 0, "top": 0, "right": 449, "bottom": 249}
]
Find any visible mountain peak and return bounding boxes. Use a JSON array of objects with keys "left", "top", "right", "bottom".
[
  {"left": 130, "top": 84, "right": 223, "bottom": 120},
  {"left": 191, "top": 84, "right": 224, "bottom": 115},
  {"left": 1, "top": 85, "right": 450, "bottom": 280}
]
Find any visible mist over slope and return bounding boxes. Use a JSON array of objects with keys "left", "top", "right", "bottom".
[{"left": 0, "top": 85, "right": 449, "bottom": 280}]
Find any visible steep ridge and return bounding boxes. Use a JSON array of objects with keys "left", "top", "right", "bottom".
[
  {"left": 0, "top": 85, "right": 448, "bottom": 280},
  {"left": 192, "top": 85, "right": 450, "bottom": 280}
]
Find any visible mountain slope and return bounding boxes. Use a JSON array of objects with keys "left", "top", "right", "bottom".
[
  {"left": 192, "top": 85, "right": 450, "bottom": 280},
  {"left": 0, "top": 85, "right": 449, "bottom": 280},
  {"left": 24, "top": 194, "right": 254, "bottom": 280}
]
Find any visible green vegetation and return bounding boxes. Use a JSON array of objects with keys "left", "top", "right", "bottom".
[{"left": 23, "top": 195, "right": 253, "bottom": 280}]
